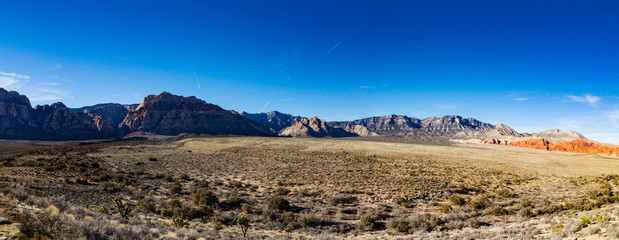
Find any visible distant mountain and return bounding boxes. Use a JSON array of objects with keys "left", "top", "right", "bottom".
[
  {"left": 329, "top": 115, "right": 421, "bottom": 135},
  {"left": 279, "top": 116, "right": 358, "bottom": 137},
  {"left": 330, "top": 115, "right": 510, "bottom": 140},
  {"left": 0, "top": 88, "right": 592, "bottom": 144},
  {"left": 119, "top": 92, "right": 275, "bottom": 136},
  {"left": 241, "top": 111, "right": 305, "bottom": 132},
  {"left": 0, "top": 88, "right": 115, "bottom": 140},
  {"left": 533, "top": 129, "right": 586, "bottom": 143},
  {"left": 70, "top": 103, "right": 139, "bottom": 126}
]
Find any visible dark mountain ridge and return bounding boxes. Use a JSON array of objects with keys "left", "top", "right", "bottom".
[{"left": 0, "top": 88, "right": 588, "bottom": 142}]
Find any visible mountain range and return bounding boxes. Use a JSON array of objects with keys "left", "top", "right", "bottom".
[{"left": 0, "top": 88, "right": 591, "bottom": 147}]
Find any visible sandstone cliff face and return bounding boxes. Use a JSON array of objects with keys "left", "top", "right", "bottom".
[
  {"left": 484, "top": 137, "right": 619, "bottom": 156},
  {"left": 343, "top": 124, "right": 378, "bottom": 137},
  {"left": 506, "top": 137, "right": 552, "bottom": 150},
  {"left": 120, "top": 92, "right": 275, "bottom": 136},
  {"left": 280, "top": 116, "right": 357, "bottom": 137}
]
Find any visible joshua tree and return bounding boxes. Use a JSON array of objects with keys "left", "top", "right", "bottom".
[{"left": 236, "top": 216, "right": 250, "bottom": 238}]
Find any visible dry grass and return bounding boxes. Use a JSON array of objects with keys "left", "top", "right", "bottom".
[{"left": 0, "top": 136, "right": 618, "bottom": 239}]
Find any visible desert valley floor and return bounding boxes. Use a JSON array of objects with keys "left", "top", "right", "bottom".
[{"left": 1, "top": 136, "right": 618, "bottom": 239}]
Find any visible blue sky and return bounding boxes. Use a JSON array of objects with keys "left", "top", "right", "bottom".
[{"left": 1, "top": 1, "right": 619, "bottom": 143}]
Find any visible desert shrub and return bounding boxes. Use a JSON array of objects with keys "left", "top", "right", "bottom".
[
  {"left": 241, "top": 203, "right": 252, "bottom": 213},
  {"left": 148, "top": 157, "right": 158, "bottom": 161},
  {"left": 441, "top": 213, "right": 471, "bottom": 230},
  {"left": 496, "top": 189, "right": 516, "bottom": 198},
  {"left": 276, "top": 187, "right": 291, "bottom": 195},
  {"left": 173, "top": 216, "right": 190, "bottom": 228},
  {"left": 357, "top": 209, "right": 382, "bottom": 231},
  {"left": 192, "top": 188, "right": 218, "bottom": 206},
  {"left": 393, "top": 196, "right": 412, "bottom": 208},
  {"left": 327, "top": 195, "right": 357, "bottom": 206},
  {"left": 387, "top": 214, "right": 440, "bottom": 233},
  {"left": 449, "top": 195, "right": 466, "bottom": 206},
  {"left": 210, "top": 215, "right": 236, "bottom": 226},
  {"left": 487, "top": 206, "right": 507, "bottom": 216},
  {"left": 297, "top": 213, "right": 335, "bottom": 228},
  {"left": 112, "top": 196, "right": 132, "bottom": 219},
  {"left": 169, "top": 182, "right": 182, "bottom": 194},
  {"left": 223, "top": 193, "right": 246, "bottom": 207},
  {"left": 520, "top": 198, "right": 532, "bottom": 208},
  {"left": 440, "top": 204, "right": 452, "bottom": 214},
  {"left": 580, "top": 216, "right": 592, "bottom": 227},
  {"left": 138, "top": 198, "right": 157, "bottom": 213},
  {"left": 470, "top": 196, "right": 489, "bottom": 211},
  {"left": 267, "top": 196, "right": 290, "bottom": 211},
  {"left": 519, "top": 206, "right": 535, "bottom": 218},
  {"left": 387, "top": 216, "right": 413, "bottom": 233}
]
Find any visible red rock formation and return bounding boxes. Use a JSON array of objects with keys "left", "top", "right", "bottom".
[
  {"left": 507, "top": 138, "right": 552, "bottom": 150},
  {"left": 485, "top": 137, "right": 619, "bottom": 156}
]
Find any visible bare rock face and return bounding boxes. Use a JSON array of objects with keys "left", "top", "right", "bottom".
[
  {"left": 506, "top": 137, "right": 552, "bottom": 150},
  {"left": 0, "top": 88, "right": 39, "bottom": 137},
  {"left": 120, "top": 92, "right": 275, "bottom": 136},
  {"left": 421, "top": 115, "right": 493, "bottom": 134},
  {"left": 0, "top": 88, "right": 35, "bottom": 125},
  {"left": 70, "top": 103, "right": 139, "bottom": 126},
  {"left": 280, "top": 116, "right": 357, "bottom": 137},
  {"left": 33, "top": 102, "right": 116, "bottom": 139},
  {"left": 331, "top": 115, "right": 421, "bottom": 135},
  {"left": 343, "top": 124, "right": 378, "bottom": 137}
]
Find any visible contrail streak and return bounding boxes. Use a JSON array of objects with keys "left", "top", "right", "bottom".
[
  {"left": 191, "top": 68, "right": 201, "bottom": 89},
  {"left": 260, "top": 99, "right": 272, "bottom": 112},
  {"left": 317, "top": 42, "right": 341, "bottom": 61}
]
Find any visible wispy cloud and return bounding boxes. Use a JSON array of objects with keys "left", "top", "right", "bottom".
[
  {"left": 0, "top": 71, "right": 30, "bottom": 88},
  {"left": 567, "top": 94, "right": 600, "bottom": 106},
  {"left": 29, "top": 87, "right": 73, "bottom": 102},
  {"left": 359, "top": 85, "right": 375, "bottom": 89},
  {"left": 513, "top": 97, "right": 533, "bottom": 101},
  {"left": 316, "top": 42, "right": 341, "bottom": 62},
  {"left": 260, "top": 99, "right": 272, "bottom": 112},
  {"left": 0, "top": 71, "right": 31, "bottom": 79}
]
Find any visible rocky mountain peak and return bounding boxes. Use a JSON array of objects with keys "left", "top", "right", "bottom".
[{"left": 121, "top": 91, "right": 274, "bottom": 136}]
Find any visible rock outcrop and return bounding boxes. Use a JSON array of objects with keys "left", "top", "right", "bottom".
[
  {"left": 0, "top": 88, "right": 117, "bottom": 140},
  {"left": 280, "top": 116, "right": 357, "bottom": 137},
  {"left": 484, "top": 137, "right": 619, "bottom": 156},
  {"left": 342, "top": 124, "right": 378, "bottom": 137},
  {"left": 330, "top": 115, "right": 421, "bottom": 135},
  {"left": 241, "top": 111, "right": 306, "bottom": 132},
  {"left": 33, "top": 102, "right": 116, "bottom": 139},
  {"left": 70, "top": 103, "right": 139, "bottom": 126},
  {"left": 0, "top": 88, "right": 39, "bottom": 138},
  {"left": 119, "top": 92, "right": 275, "bottom": 136}
]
